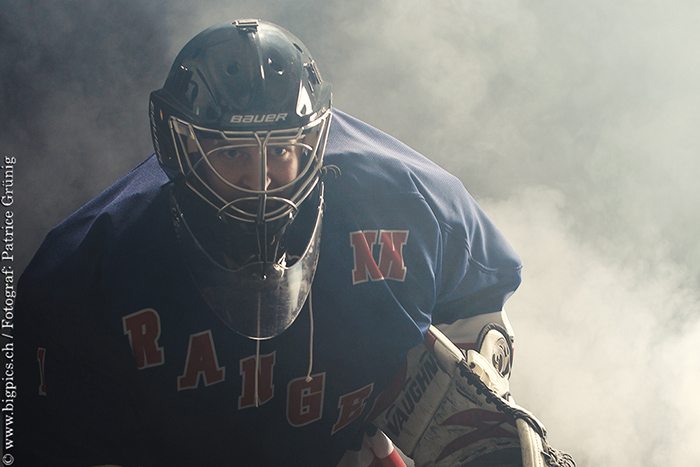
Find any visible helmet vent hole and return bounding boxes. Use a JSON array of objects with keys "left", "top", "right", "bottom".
[
  {"left": 226, "top": 62, "right": 240, "bottom": 75},
  {"left": 267, "top": 57, "right": 284, "bottom": 75},
  {"left": 293, "top": 43, "right": 303, "bottom": 53},
  {"left": 305, "top": 63, "right": 320, "bottom": 85}
]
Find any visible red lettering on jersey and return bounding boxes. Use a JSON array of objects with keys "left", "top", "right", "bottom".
[
  {"left": 377, "top": 230, "right": 409, "bottom": 281},
  {"left": 350, "top": 230, "right": 381, "bottom": 284},
  {"left": 122, "top": 308, "right": 165, "bottom": 369},
  {"left": 331, "top": 383, "right": 374, "bottom": 435},
  {"left": 37, "top": 347, "right": 47, "bottom": 396},
  {"left": 350, "top": 230, "right": 409, "bottom": 284},
  {"left": 177, "top": 330, "right": 225, "bottom": 390},
  {"left": 238, "top": 351, "right": 276, "bottom": 409},
  {"left": 287, "top": 373, "right": 326, "bottom": 427}
]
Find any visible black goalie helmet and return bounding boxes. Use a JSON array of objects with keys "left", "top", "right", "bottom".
[{"left": 149, "top": 20, "right": 333, "bottom": 339}]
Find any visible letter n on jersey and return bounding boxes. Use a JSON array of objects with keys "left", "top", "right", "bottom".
[{"left": 350, "top": 230, "right": 409, "bottom": 285}]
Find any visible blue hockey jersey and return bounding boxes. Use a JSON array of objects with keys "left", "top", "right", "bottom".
[{"left": 15, "top": 110, "right": 522, "bottom": 466}]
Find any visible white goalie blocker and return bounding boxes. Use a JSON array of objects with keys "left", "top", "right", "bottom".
[{"left": 367, "top": 312, "right": 575, "bottom": 467}]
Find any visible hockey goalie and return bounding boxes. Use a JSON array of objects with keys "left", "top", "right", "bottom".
[{"left": 340, "top": 312, "right": 575, "bottom": 467}]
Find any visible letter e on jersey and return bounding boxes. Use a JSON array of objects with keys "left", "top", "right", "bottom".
[{"left": 332, "top": 383, "right": 374, "bottom": 435}]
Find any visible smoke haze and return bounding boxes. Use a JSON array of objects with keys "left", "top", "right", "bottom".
[{"left": 4, "top": 1, "right": 700, "bottom": 465}]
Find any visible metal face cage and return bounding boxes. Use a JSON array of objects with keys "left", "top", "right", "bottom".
[{"left": 169, "top": 108, "right": 332, "bottom": 225}]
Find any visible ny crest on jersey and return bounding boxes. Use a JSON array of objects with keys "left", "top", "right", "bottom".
[{"left": 350, "top": 230, "right": 409, "bottom": 285}]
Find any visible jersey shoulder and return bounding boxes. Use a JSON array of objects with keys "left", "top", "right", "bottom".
[
  {"left": 19, "top": 155, "right": 174, "bottom": 299},
  {"left": 323, "top": 110, "right": 522, "bottom": 300},
  {"left": 325, "top": 109, "right": 467, "bottom": 209},
  {"left": 323, "top": 109, "right": 514, "bottom": 239}
]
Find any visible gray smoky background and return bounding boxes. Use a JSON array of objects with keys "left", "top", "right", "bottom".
[{"left": 4, "top": 0, "right": 700, "bottom": 465}]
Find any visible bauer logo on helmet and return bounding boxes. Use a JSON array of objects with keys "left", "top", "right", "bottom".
[{"left": 230, "top": 113, "right": 288, "bottom": 124}]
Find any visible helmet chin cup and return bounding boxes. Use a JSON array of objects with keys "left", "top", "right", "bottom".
[{"left": 173, "top": 184, "right": 325, "bottom": 340}]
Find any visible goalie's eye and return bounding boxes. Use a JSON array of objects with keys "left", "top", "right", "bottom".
[
  {"left": 268, "top": 146, "right": 291, "bottom": 158},
  {"left": 220, "top": 148, "right": 243, "bottom": 159}
]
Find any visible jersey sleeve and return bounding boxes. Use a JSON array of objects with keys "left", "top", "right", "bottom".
[
  {"left": 13, "top": 157, "right": 168, "bottom": 466},
  {"left": 431, "top": 183, "right": 522, "bottom": 325},
  {"left": 14, "top": 220, "right": 153, "bottom": 466},
  {"left": 323, "top": 110, "right": 523, "bottom": 329},
  {"left": 15, "top": 294, "right": 150, "bottom": 466}
]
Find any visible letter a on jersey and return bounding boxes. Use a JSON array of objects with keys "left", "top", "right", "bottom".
[
  {"left": 177, "top": 330, "right": 225, "bottom": 390},
  {"left": 350, "top": 230, "right": 409, "bottom": 285}
]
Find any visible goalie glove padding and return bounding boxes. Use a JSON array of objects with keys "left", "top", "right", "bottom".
[{"left": 370, "top": 325, "right": 575, "bottom": 467}]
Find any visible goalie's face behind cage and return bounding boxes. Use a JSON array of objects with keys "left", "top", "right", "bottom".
[
  {"left": 196, "top": 134, "right": 303, "bottom": 205},
  {"left": 171, "top": 118, "right": 325, "bottom": 220},
  {"left": 149, "top": 19, "right": 332, "bottom": 340}
]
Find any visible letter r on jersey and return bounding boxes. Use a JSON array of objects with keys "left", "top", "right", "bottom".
[
  {"left": 123, "top": 308, "right": 165, "bottom": 369},
  {"left": 350, "top": 230, "right": 409, "bottom": 285}
]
